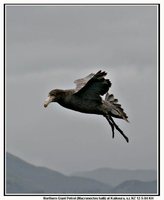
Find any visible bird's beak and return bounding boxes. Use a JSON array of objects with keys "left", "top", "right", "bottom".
[{"left": 44, "top": 96, "right": 54, "bottom": 108}]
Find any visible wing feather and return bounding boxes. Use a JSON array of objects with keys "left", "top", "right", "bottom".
[
  {"left": 74, "top": 73, "right": 94, "bottom": 92},
  {"left": 74, "top": 70, "right": 111, "bottom": 100}
]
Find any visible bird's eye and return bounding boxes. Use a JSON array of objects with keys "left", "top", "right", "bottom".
[{"left": 50, "top": 93, "right": 55, "bottom": 97}]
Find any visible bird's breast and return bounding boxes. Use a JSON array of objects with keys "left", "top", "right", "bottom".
[{"left": 58, "top": 96, "right": 103, "bottom": 115}]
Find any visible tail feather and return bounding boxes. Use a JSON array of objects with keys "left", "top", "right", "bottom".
[
  {"left": 105, "top": 93, "right": 129, "bottom": 122},
  {"left": 106, "top": 94, "right": 114, "bottom": 101}
]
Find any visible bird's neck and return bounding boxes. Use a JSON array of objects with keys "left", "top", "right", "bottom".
[{"left": 56, "top": 89, "right": 74, "bottom": 102}]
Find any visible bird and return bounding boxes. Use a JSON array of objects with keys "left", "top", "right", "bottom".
[{"left": 44, "top": 70, "right": 129, "bottom": 142}]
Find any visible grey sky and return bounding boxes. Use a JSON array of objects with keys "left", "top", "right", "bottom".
[{"left": 6, "top": 5, "right": 158, "bottom": 174}]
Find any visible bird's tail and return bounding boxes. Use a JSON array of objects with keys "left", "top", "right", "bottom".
[{"left": 105, "top": 93, "right": 129, "bottom": 122}]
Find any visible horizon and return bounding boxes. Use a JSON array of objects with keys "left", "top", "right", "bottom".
[{"left": 6, "top": 152, "right": 157, "bottom": 175}]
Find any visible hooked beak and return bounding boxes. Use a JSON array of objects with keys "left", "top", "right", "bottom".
[{"left": 44, "top": 95, "right": 54, "bottom": 108}]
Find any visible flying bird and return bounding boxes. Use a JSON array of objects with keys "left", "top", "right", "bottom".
[{"left": 44, "top": 70, "right": 129, "bottom": 142}]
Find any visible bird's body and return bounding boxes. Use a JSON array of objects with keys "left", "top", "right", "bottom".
[
  {"left": 44, "top": 70, "right": 129, "bottom": 142},
  {"left": 54, "top": 90, "right": 103, "bottom": 115}
]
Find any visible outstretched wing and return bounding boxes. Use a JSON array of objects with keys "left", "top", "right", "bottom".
[
  {"left": 74, "top": 70, "right": 111, "bottom": 100},
  {"left": 74, "top": 73, "right": 95, "bottom": 92}
]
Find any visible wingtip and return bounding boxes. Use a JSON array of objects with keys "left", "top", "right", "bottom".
[{"left": 96, "top": 70, "right": 107, "bottom": 78}]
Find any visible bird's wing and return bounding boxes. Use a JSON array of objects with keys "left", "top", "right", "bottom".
[
  {"left": 74, "top": 70, "right": 112, "bottom": 100},
  {"left": 74, "top": 73, "right": 95, "bottom": 92}
]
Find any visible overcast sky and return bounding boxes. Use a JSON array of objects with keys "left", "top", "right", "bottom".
[{"left": 6, "top": 5, "right": 158, "bottom": 174}]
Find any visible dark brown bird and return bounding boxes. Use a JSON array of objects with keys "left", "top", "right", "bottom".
[{"left": 44, "top": 70, "right": 129, "bottom": 142}]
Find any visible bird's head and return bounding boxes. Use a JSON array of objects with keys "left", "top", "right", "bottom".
[{"left": 44, "top": 89, "right": 63, "bottom": 108}]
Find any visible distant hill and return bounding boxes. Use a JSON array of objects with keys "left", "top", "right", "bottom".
[
  {"left": 6, "top": 153, "right": 112, "bottom": 194},
  {"left": 111, "top": 180, "right": 157, "bottom": 194},
  {"left": 72, "top": 167, "right": 157, "bottom": 187},
  {"left": 6, "top": 152, "right": 157, "bottom": 194}
]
